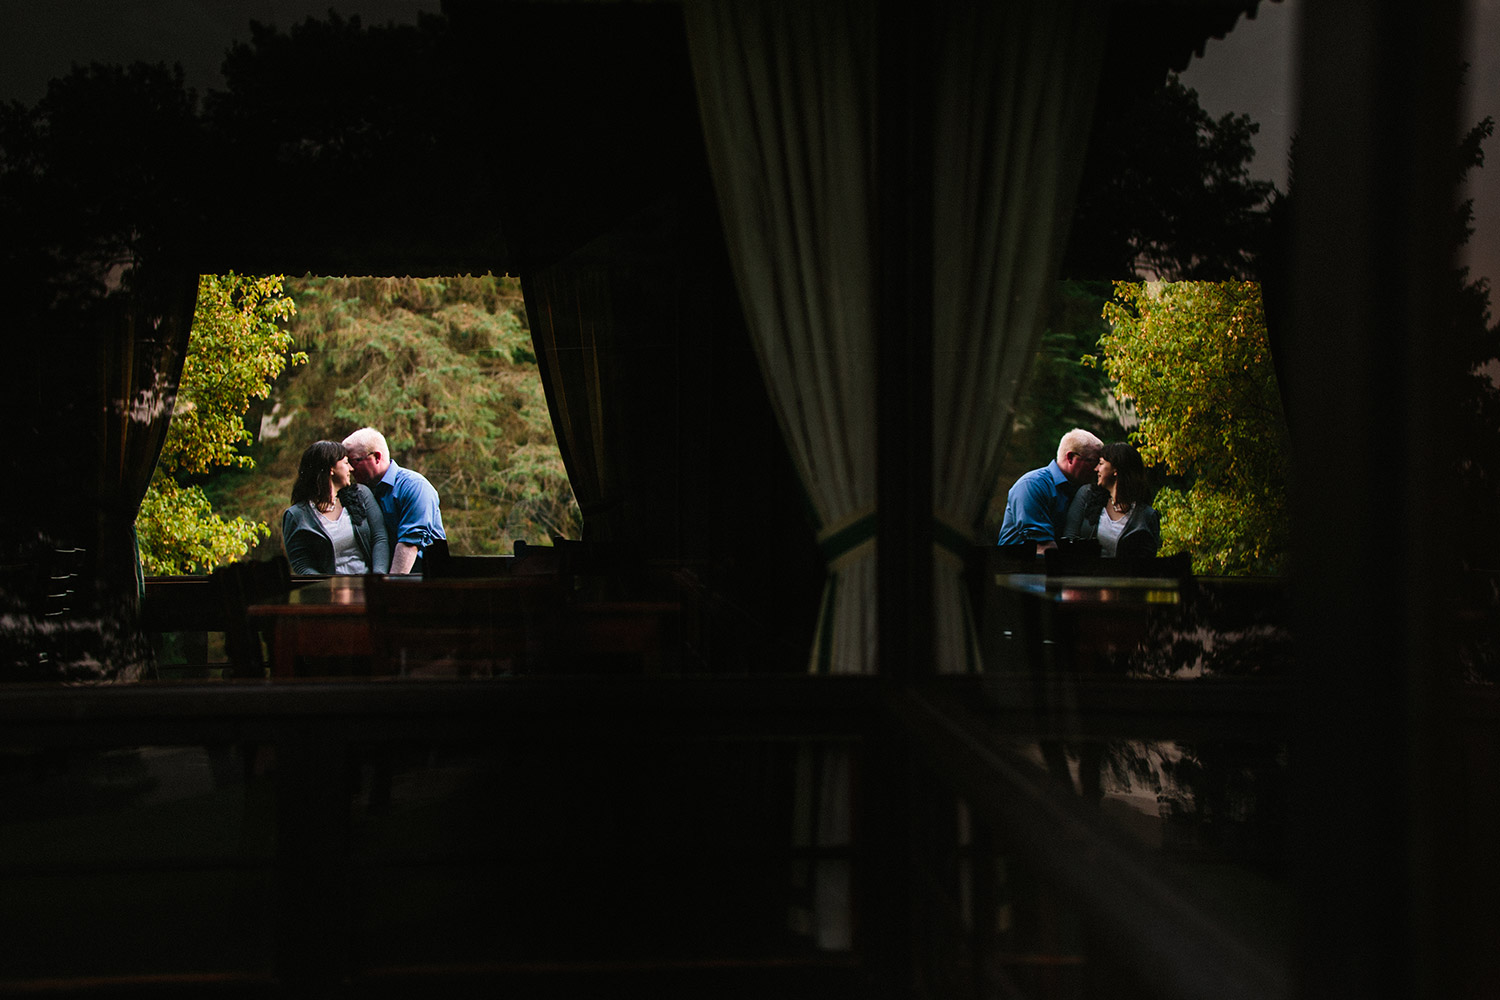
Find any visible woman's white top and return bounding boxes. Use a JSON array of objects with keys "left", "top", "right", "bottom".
[
  {"left": 1096, "top": 506, "right": 1127, "bottom": 557},
  {"left": 320, "top": 505, "right": 369, "bottom": 575}
]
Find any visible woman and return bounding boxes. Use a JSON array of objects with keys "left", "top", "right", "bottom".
[
  {"left": 282, "top": 440, "right": 391, "bottom": 575},
  {"left": 1063, "top": 441, "right": 1162, "bottom": 558}
]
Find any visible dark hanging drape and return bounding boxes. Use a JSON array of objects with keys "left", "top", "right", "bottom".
[
  {"left": 0, "top": 62, "right": 202, "bottom": 680},
  {"left": 521, "top": 265, "right": 624, "bottom": 544},
  {"left": 97, "top": 271, "right": 200, "bottom": 599},
  {"left": 0, "top": 266, "right": 196, "bottom": 682}
]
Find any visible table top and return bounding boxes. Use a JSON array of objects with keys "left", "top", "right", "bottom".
[
  {"left": 246, "top": 576, "right": 371, "bottom": 617},
  {"left": 247, "top": 575, "right": 683, "bottom": 618},
  {"left": 995, "top": 572, "right": 1184, "bottom": 606}
]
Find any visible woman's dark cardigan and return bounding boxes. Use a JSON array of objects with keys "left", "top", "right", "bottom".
[
  {"left": 281, "top": 484, "right": 391, "bottom": 575},
  {"left": 1063, "top": 485, "right": 1162, "bottom": 558}
]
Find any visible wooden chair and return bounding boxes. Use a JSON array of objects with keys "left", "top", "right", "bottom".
[
  {"left": 511, "top": 539, "right": 563, "bottom": 578},
  {"left": 994, "top": 540, "right": 1039, "bottom": 566},
  {"left": 210, "top": 556, "right": 292, "bottom": 679},
  {"left": 421, "top": 538, "right": 517, "bottom": 579},
  {"left": 364, "top": 575, "right": 566, "bottom": 677}
]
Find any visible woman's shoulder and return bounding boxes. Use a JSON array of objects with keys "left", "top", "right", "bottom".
[
  {"left": 1072, "top": 485, "right": 1107, "bottom": 508},
  {"left": 348, "top": 484, "right": 386, "bottom": 523},
  {"left": 1128, "top": 503, "right": 1162, "bottom": 530},
  {"left": 1064, "top": 484, "right": 1106, "bottom": 537},
  {"left": 283, "top": 501, "right": 325, "bottom": 529}
]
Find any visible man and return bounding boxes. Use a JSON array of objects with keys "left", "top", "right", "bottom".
[
  {"left": 997, "top": 428, "right": 1103, "bottom": 551},
  {"left": 342, "top": 427, "right": 446, "bottom": 574}
]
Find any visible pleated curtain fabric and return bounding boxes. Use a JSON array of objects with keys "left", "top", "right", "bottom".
[
  {"left": 930, "top": 1, "right": 1108, "bottom": 674},
  {"left": 686, "top": 0, "right": 1107, "bottom": 677},
  {"left": 522, "top": 266, "right": 622, "bottom": 544},
  {"left": 685, "top": 0, "right": 1109, "bottom": 953},
  {"left": 101, "top": 270, "right": 199, "bottom": 601},
  {"left": 685, "top": 0, "right": 878, "bottom": 676}
]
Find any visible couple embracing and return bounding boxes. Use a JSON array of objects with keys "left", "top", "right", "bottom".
[
  {"left": 998, "top": 428, "right": 1162, "bottom": 558},
  {"left": 281, "top": 427, "right": 446, "bottom": 576}
]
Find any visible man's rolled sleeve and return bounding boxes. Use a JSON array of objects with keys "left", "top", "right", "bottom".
[{"left": 393, "top": 477, "right": 443, "bottom": 548}]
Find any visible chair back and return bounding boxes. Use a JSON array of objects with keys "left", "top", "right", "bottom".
[
  {"left": 364, "top": 575, "right": 566, "bottom": 677},
  {"left": 553, "top": 537, "right": 652, "bottom": 599},
  {"left": 210, "top": 556, "right": 292, "bottom": 678},
  {"left": 511, "top": 539, "right": 562, "bottom": 577},
  {"left": 422, "top": 539, "right": 517, "bottom": 579},
  {"left": 991, "top": 541, "right": 1040, "bottom": 574}
]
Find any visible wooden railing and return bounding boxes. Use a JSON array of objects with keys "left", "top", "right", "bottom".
[
  {"left": 0, "top": 677, "right": 882, "bottom": 997},
  {"left": 141, "top": 567, "right": 809, "bottom": 678},
  {"left": 0, "top": 671, "right": 1324, "bottom": 999},
  {"left": 27, "top": 562, "right": 1500, "bottom": 998}
]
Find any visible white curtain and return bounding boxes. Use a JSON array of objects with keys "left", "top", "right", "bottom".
[
  {"left": 687, "top": 0, "right": 1105, "bottom": 677},
  {"left": 685, "top": 0, "right": 878, "bottom": 677},
  {"left": 931, "top": 0, "right": 1108, "bottom": 674},
  {"left": 686, "top": 0, "right": 1109, "bottom": 955}
]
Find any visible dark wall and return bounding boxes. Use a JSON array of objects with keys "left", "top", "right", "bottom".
[{"left": 207, "top": 1, "right": 826, "bottom": 669}]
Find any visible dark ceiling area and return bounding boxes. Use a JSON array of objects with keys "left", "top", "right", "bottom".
[{"left": 199, "top": 0, "right": 1268, "bottom": 280}]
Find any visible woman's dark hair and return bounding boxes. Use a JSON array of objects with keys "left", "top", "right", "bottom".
[
  {"left": 291, "top": 440, "right": 347, "bottom": 506},
  {"left": 1101, "top": 441, "right": 1151, "bottom": 508}
]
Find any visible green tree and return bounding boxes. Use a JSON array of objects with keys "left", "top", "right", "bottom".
[
  {"left": 1066, "top": 74, "right": 1278, "bottom": 282},
  {"left": 1006, "top": 280, "right": 1133, "bottom": 473},
  {"left": 1096, "top": 281, "right": 1289, "bottom": 575},
  {"left": 135, "top": 273, "right": 303, "bottom": 574},
  {"left": 1445, "top": 116, "right": 1500, "bottom": 572}
]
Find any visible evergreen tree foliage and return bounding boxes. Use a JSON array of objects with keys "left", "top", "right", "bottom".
[
  {"left": 136, "top": 274, "right": 303, "bottom": 575},
  {"left": 1005, "top": 280, "right": 1133, "bottom": 477},
  {"left": 1066, "top": 74, "right": 1278, "bottom": 282},
  {"left": 1445, "top": 116, "right": 1500, "bottom": 572},
  {"left": 1097, "top": 281, "right": 1290, "bottom": 575}
]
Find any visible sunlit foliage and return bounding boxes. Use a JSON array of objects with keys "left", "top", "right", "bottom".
[
  {"left": 1096, "top": 281, "right": 1289, "bottom": 575},
  {"left": 136, "top": 274, "right": 304, "bottom": 574}
]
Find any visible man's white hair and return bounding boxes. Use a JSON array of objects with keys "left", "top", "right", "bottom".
[
  {"left": 1056, "top": 428, "right": 1103, "bottom": 463},
  {"left": 342, "top": 426, "right": 388, "bottom": 457}
]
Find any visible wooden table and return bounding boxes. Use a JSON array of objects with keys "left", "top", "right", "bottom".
[
  {"left": 247, "top": 576, "right": 376, "bottom": 678},
  {"left": 983, "top": 572, "right": 1186, "bottom": 675},
  {"left": 982, "top": 572, "right": 1292, "bottom": 678},
  {"left": 995, "top": 572, "right": 1184, "bottom": 606},
  {"left": 247, "top": 575, "right": 684, "bottom": 678}
]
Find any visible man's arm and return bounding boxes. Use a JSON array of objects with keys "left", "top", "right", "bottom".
[
  {"left": 1014, "top": 475, "right": 1061, "bottom": 549},
  {"left": 390, "top": 542, "right": 420, "bottom": 575},
  {"left": 389, "top": 470, "right": 444, "bottom": 574}
]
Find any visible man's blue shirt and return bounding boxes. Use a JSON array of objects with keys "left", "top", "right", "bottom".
[
  {"left": 371, "top": 459, "right": 446, "bottom": 551},
  {"left": 997, "top": 460, "right": 1073, "bottom": 546}
]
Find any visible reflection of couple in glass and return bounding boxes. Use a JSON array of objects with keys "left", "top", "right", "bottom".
[
  {"left": 999, "top": 428, "right": 1161, "bottom": 557},
  {"left": 280, "top": 440, "right": 390, "bottom": 575}
]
